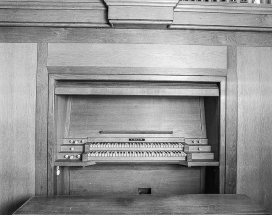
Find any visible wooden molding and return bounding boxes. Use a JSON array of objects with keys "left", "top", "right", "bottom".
[
  {"left": 0, "top": 0, "right": 110, "bottom": 27},
  {"left": 171, "top": 2, "right": 272, "bottom": 30},
  {"left": 1, "top": 0, "right": 272, "bottom": 29},
  {"left": 105, "top": 0, "right": 179, "bottom": 7},
  {"left": 104, "top": 0, "right": 179, "bottom": 27}
]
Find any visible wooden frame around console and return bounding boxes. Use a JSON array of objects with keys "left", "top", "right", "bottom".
[
  {"left": 34, "top": 30, "right": 239, "bottom": 196},
  {"left": 46, "top": 73, "right": 226, "bottom": 195}
]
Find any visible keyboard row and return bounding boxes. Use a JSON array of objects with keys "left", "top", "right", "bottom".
[
  {"left": 88, "top": 142, "right": 184, "bottom": 149},
  {"left": 87, "top": 150, "right": 187, "bottom": 157}
]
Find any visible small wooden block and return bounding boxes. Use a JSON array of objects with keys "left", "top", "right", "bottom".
[
  {"left": 186, "top": 152, "right": 214, "bottom": 161},
  {"left": 184, "top": 145, "right": 211, "bottom": 153},
  {"left": 179, "top": 160, "right": 219, "bottom": 167}
]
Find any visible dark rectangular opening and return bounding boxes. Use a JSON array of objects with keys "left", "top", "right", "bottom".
[{"left": 138, "top": 188, "right": 151, "bottom": 194}]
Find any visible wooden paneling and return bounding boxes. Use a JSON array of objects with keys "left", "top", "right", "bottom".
[
  {"left": 225, "top": 46, "right": 238, "bottom": 194},
  {"left": 47, "top": 43, "right": 227, "bottom": 69},
  {"left": 0, "top": 44, "right": 37, "bottom": 214},
  {"left": 237, "top": 47, "right": 272, "bottom": 213},
  {"left": 0, "top": 10, "right": 107, "bottom": 24},
  {"left": 67, "top": 96, "right": 206, "bottom": 138},
  {"left": 55, "top": 82, "right": 219, "bottom": 96},
  {"left": 3, "top": 27, "right": 272, "bottom": 48},
  {"left": 70, "top": 165, "right": 201, "bottom": 196},
  {"left": 173, "top": 11, "right": 272, "bottom": 29},
  {"left": 35, "top": 43, "right": 48, "bottom": 196},
  {"left": 48, "top": 67, "right": 227, "bottom": 76}
]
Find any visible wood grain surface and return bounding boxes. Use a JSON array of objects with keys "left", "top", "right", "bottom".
[
  {"left": 0, "top": 0, "right": 108, "bottom": 27},
  {"left": 225, "top": 46, "right": 238, "bottom": 194},
  {"left": 55, "top": 82, "right": 219, "bottom": 96},
  {"left": 2, "top": 27, "right": 272, "bottom": 48},
  {"left": 70, "top": 166, "right": 201, "bottom": 196},
  {"left": 14, "top": 194, "right": 270, "bottom": 214},
  {"left": 67, "top": 96, "right": 206, "bottom": 138},
  {"left": 47, "top": 43, "right": 227, "bottom": 69},
  {"left": 48, "top": 66, "right": 227, "bottom": 76},
  {"left": 173, "top": 11, "right": 272, "bottom": 28},
  {"left": 237, "top": 47, "right": 272, "bottom": 214},
  {"left": 0, "top": 44, "right": 37, "bottom": 214},
  {"left": 35, "top": 43, "right": 48, "bottom": 196}
]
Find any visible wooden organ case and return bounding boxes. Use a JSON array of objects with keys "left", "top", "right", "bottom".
[{"left": 51, "top": 78, "right": 225, "bottom": 196}]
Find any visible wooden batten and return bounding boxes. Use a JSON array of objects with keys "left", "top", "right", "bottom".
[{"left": 55, "top": 82, "right": 219, "bottom": 96}]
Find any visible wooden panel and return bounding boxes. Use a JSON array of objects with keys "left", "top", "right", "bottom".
[
  {"left": 219, "top": 78, "right": 226, "bottom": 194},
  {"left": 14, "top": 195, "right": 270, "bottom": 215},
  {"left": 70, "top": 165, "right": 201, "bottom": 195},
  {"left": 55, "top": 82, "right": 219, "bottom": 96},
  {"left": 67, "top": 96, "right": 206, "bottom": 138},
  {"left": 0, "top": 44, "right": 37, "bottom": 214},
  {"left": 3, "top": 27, "right": 272, "bottom": 48},
  {"left": 48, "top": 76, "right": 57, "bottom": 195},
  {"left": 237, "top": 47, "right": 272, "bottom": 214},
  {"left": 51, "top": 74, "right": 225, "bottom": 83},
  {"left": 48, "top": 67, "right": 227, "bottom": 76},
  {"left": 225, "top": 46, "right": 238, "bottom": 194},
  {"left": 0, "top": 9, "right": 107, "bottom": 24},
  {"left": 47, "top": 43, "right": 227, "bottom": 69},
  {"left": 35, "top": 43, "right": 48, "bottom": 196},
  {"left": 173, "top": 11, "right": 272, "bottom": 28},
  {"left": 0, "top": 1, "right": 109, "bottom": 27},
  {"left": 109, "top": 6, "right": 173, "bottom": 20},
  {"left": 0, "top": 27, "right": 233, "bottom": 45}
]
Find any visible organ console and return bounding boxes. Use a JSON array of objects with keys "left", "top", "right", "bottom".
[
  {"left": 52, "top": 80, "right": 222, "bottom": 195},
  {"left": 57, "top": 137, "right": 218, "bottom": 167}
]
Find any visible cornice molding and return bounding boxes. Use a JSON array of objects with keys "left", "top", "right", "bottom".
[
  {"left": 0, "top": 1, "right": 107, "bottom": 10},
  {"left": 174, "top": 2, "right": 272, "bottom": 14},
  {"left": 105, "top": 0, "right": 179, "bottom": 7},
  {"left": 0, "top": 0, "right": 109, "bottom": 27},
  {"left": 104, "top": 0, "right": 179, "bottom": 27},
  {"left": 1, "top": 0, "right": 272, "bottom": 30},
  {"left": 171, "top": 1, "right": 272, "bottom": 30}
]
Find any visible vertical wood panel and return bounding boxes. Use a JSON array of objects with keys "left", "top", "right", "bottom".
[
  {"left": 219, "top": 78, "right": 226, "bottom": 194},
  {"left": 48, "top": 76, "right": 57, "bottom": 195},
  {"left": 35, "top": 43, "right": 48, "bottom": 196},
  {"left": 237, "top": 47, "right": 272, "bottom": 213},
  {"left": 226, "top": 46, "right": 238, "bottom": 194},
  {"left": 0, "top": 43, "right": 37, "bottom": 214}
]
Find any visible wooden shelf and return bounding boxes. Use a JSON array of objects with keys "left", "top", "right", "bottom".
[
  {"left": 179, "top": 159, "right": 219, "bottom": 167},
  {"left": 55, "top": 82, "right": 219, "bottom": 96},
  {"left": 54, "top": 160, "right": 96, "bottom": 166}
]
